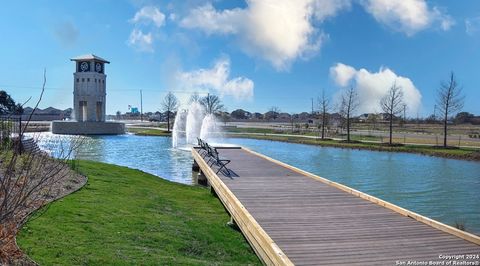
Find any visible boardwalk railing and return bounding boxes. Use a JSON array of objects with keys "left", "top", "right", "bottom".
[
  {"left": 192, "top": 146, "right": 480, "bottom": 265},
  {"left": 0, "top": 115, "right": 22, "bottom": 142}
]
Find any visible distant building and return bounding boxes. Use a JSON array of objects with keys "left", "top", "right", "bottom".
[
  {"left": 21, "top": 107, "right": 72, "bottom": 121},
  {"left": 130, "top": 107, "right": 139, "bottom": 114},
  {"left": 358, "top": 113, "right": 369, "bottom": 122},
  {"left": 278, "top": 113, "right": 291, "bottom": 120},
  {"left": 251, "top": 112, "right": 263, "bottom": 120},
  {"left": 357, "top": 113, "right": 384, "bottom": 122}
]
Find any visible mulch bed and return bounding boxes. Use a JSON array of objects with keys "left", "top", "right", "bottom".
[{"left": 0, "top": 163, "right": 87, "bottom": 265}]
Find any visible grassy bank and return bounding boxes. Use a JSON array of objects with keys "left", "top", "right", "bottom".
[
  {"left": 125, "top": 126, "right": 479, "bottom": 161},
  {"left": 17, "top": 161, "right": 260, "bottom": 265},
  {"left": 228, "top": 133, "right": 480, "bottom": 161},
  {"left": 127, "top": 127, "right": 172, "bottom": 137}
]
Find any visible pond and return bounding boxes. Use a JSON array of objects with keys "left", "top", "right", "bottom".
[{"left": 30, "top": 132, "right": 480, "bottom": 235}]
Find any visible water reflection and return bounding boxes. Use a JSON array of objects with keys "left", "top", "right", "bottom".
[
  {"left": 226, "top": 138, "right": 480, "bottom": 235},
  {"left": 29, "top": 132, "right": 195, "bottom": 185},
  {"left": 28, "top": 132, "right": 480, "bottom": 234}
]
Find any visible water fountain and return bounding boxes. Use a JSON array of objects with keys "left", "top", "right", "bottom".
[
  {"left": 186, "top": 102, "right": 205, "bottom": 145},
  {"left": 172, "top": 101, "right": 224, "bottom": 149}
]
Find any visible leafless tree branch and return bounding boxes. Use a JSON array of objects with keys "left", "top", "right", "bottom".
[
  {"left": 436, "top": 72, "right": 464, "bottom": 147},
  {"left": 339, "top": 87, "right": 359, "bottom": 142},
  {"left": 380, "top": 82, "right": 404, "bottom": 145},
  {"left": 162, "top": 92, "right": 179, "bottom": 132},
  {"left": 317, "top": 90, "right": 330, "bottom": 139}
]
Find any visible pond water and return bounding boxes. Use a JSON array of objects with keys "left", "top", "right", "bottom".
[{"left": 30, "top": 132, "right": 480, "bottom": 234}]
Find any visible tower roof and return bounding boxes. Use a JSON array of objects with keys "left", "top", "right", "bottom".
[{"left": 70, "top": 54, "right": 110, "bottom": 64}]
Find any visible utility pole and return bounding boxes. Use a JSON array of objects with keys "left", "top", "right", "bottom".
[
  {"left": 140, "top": 90, "right": 143, "bottom": 122},
  {"left": 403, "top": 104, "right": 406, "bottom": 126},
  {"left": 433, "top": 104, "right": 437, "bottom": 121}
]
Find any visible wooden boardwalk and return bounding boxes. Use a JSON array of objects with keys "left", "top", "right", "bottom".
[{"left": 192, "top": 147, "right": 480, "bottom": 265}]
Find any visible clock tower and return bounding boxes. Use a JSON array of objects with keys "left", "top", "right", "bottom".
[
  {"left": 70, "top": 54, "right": 110, "bottom": 122},
  {"left": 51, "top": 54, "right": 124, "bottom": 135}
]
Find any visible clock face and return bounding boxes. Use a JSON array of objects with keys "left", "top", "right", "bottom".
[
  {"left": 80, "top": 61, "right": 89, "bottom": 72},
  {"left": 95, "top": 63, "right": 102, "bottom": 73}
]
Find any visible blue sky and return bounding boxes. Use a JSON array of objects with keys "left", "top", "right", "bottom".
[{"left": 1, "top": 0, "right": 479, "bottom": 116}]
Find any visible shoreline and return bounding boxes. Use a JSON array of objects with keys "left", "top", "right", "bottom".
[
  {"left": 227, "top": 133, "right": 480, "bottom": 162},
  {"left": 126, "top": 127, "right": 480, "bottom": 162},
  {"left": 4, "top": 161, "right": 87, "bottom": 265},
  {"left": 17, "top": 161, "right": 260, "bottom": 265}
]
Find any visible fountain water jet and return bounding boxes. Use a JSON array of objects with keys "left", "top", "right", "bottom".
[
  {"left": 172, "top": 102, "right": 224, "bottom": 149},
  {"left": 186, "top": 102, "right": 205, "bottom": 145},
  {"left": 172, "top": 110, "right": 187, "bottom": 148},
  {"left": 200, "top": 114, "right": 221, "bottom": 140}
]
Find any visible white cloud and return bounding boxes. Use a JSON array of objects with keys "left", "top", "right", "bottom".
[
  {"left": 360, "top": 0, "right": 454, "bottom": 36},
  {"left": 130, "top": 6, "right": 166, "bottom": 27},
  {"left": 330, "top": 63, "right": 356, "bottom": 87},
  {"left": 465, "top": 16, "right": 480, "bottom": 36},
  {"left": 311, "top": 0, "right": 352, "bottom": 21},
  {"left": 176, "top": 57, "right": 254, "bottom": 101},
  {"left": 180, "top": 0, "right": 350, "bottom": 70},
  {"left": 127, "top": 28, "right": 154, "bottom": 52},
  {"left": 127, "top": 6, "right": 167, "bottom": 53},
  {"left": 179, "top": 0, "right": 453, "bottom": 69},
  {"left": 330, "top": 63, "right": 422, "bottom": 115},
  {"left": 180, "top": 3, "right": 243, "bottom": 35}
]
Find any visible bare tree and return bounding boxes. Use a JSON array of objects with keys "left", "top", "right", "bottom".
[
  {"left": 162, "top": 92, "right": 178, "bottom": 132},
  {"left": 436, "top": 72, "right": 464, "bottom": 147},
  {"left": 1, "top": 70, "right": 82, "bottom": 263},
  {"left": 290, "top": 113, "right": 295, "bottom": 133},
  {"left": 189, "top": 92, "right": 201, "bottom": 103},
  {"left": 200, "top": 93, "right": 224, "bottom": 115},
  {"left": 367, "top": 111, "right": 379, "bottom": 132},
  {"left": 266, "top": 106, "right": 280, "bottom": 121},
  {"left": 317, "top": 90, "right": 329, "bottom": 139},
  {"left": 339, "top": 87, "right": 359, "bottom": 142},
  {"left": 380, "top": 83, "right": 404, "bottom": 145}
]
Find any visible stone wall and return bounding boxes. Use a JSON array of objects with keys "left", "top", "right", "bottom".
[{"left": 51, "top": 121, "right": 125, "bottom": 135}]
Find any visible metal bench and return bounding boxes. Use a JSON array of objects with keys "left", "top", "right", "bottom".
[
  {"left": 197, "top": 138, "right": 231, "bottom": 175},
  {"left": 207, "top": 146, "right": 231, "bottom": 175},
  {"left": 197, "top": 138, "right": 209, "bottom": 158}
]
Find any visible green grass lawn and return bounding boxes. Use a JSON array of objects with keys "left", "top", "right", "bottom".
[
  {"left": 127, "top": 127, "right": 172, "bottom": 137},
  {"left": 225, "top": 127, "right": 280, "bottom": 134},
  {"left": 17, "top": 161, "right": 260, "bottom": 265}
]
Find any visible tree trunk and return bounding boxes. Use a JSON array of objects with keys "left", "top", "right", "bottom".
[
  {"left": 347, "top": 115, "right": 350, "bottom": 142},
  {"left": 321, "top": 112, "right": 326, "bottom": 139},
  {"left": 167, "top": 111, "right": 170, "bottom": 132},
  {"left": 389, "top": 113, "right": 393, "bottom": 145},
  {"left": 443, "top": 114, "right": 448, "bottom": 147}
]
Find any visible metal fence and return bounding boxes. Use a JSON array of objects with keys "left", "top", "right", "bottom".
[{"left": 0, "top": 115, "right": 22, "bottom": 141}]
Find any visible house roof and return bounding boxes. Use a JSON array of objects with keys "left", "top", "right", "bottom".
[
  {"left": 70, "top": 54, "right": 110, "bottom": 64},
  {"left": 23, "top": 107, "right": 70, "bottom": 115}
]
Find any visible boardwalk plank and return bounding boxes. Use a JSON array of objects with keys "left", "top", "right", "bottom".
[{"left": 193, "top": 147, "right": 480, "bottom": 265}]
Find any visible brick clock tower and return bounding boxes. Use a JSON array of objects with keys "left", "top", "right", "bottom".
[
  {"left": 70, "top": 54, "right": 109, "bottom": 122},
  {"left": 51, "top": 54, "right": 124, "bottom": 135}
]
